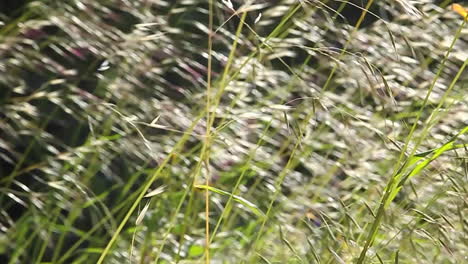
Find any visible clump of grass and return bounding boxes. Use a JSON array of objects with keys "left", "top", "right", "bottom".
[{"left": 0, "top": 0, "right": 467, "bottom": 263}]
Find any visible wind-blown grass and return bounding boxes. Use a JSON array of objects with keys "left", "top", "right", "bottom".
[{"left": 0, "top": 0, "right": 467, "bottom": 263}]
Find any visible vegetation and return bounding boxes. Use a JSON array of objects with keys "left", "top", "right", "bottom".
[{"left": 0, "top": 0, "right": 467, "bottom": 263}]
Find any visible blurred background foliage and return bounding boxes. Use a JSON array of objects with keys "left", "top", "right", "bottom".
[{"left": 0, "top": 0, "right": 467, "bottom": 263}]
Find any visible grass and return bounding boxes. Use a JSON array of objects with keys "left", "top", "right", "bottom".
[{"left": 0, "top": 0, "right": 467, "bottom": 263}]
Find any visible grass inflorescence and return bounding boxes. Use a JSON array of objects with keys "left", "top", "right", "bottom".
[{"left": 0, "top": 0, "right": 467, "bottom": 263}]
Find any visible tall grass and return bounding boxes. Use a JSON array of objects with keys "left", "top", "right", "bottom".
[{"left": 0, "top": 0, "right": 467, "bottom": 263}]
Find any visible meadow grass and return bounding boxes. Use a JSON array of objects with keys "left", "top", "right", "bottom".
[{"left": 0, "top": 0, "right": 467, "bottom": 263}]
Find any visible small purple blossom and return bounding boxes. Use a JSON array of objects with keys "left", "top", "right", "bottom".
[{"left": 69, "top": 47, "right": 91, "bottom": 60}]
